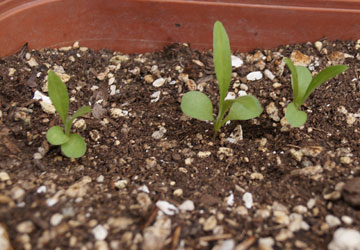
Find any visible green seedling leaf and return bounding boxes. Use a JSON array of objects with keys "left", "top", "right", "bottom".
[
  {"left": 46, "top": 71, "right": 92, "bottom": 158},
  {"left": 213, "top": 21, "right": 232, "bottom": 104},
  {"left": 225, "top": 95, "right": 263, "bottom": 123},
  {"left": 46, "top": 126, "right": 69, "bottom": 145},
  {"left": 303, "top": 65, "right": 348, "bottom": 103},
  {"left": 295, "top": 66, "right": 312, "bottom": 106},
  {"left": 48, "top": 70, "right": 69, "bottom": 124},
  {"left": 285, "top": 102, "right": 307, "bottom": 128},
  {"left": 284, "top": 58, "right": 300, "bottom": 104},
  {"left": 180, "top": 21, "right": 263, "bottom": 137},
  {"left": 70, "top": 105, "right": 92, "bottom": 121},
  {"left": 181, "top": 91, "right": 214, "bottom": 121},
  {"left": 65, "top": 105, "right": 92, "bottom": 135},
  {"left": 61, "top": 133, "right": 87, "bottom": 158}
]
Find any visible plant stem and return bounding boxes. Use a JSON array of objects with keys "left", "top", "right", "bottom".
[
  {"left": 213, "top": 104, "right": 227, "bottom": 137},
  {"left": 65, "top": 119, "right": 71, "bottom": 136}
]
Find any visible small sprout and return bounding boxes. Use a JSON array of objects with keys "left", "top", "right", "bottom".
[
  {"left": 284, "top": 58, "right": 348, "bottom": 127},
  {"left": 46, "top": 70, "right": 91, "bottom": 158},
  {"left": 181, "top": 21, "right": 263, "bottom": 137}
]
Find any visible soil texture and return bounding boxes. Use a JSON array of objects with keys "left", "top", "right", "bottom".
[{"left": 0, "top": 40, "right": 360, "bottom": 250}]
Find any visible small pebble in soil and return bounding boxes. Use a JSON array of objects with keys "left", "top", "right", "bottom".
[
  {"left": 143, "top": 214, "right": 171, "bottom": 250},
  {"left": 258, "top": 237, "right": 275, "bottom": 250},
  {"left": 144, "top": 74, "right": 154, "bottom": 84},
  {"left": 145, "top": 157, "right": 157, "bottom": 169},
  {"left": 242, "top": 192, "right": 253, "bottom": 209},
  {"left": 173, "top": 188, "right": 183, "bottom": 196},
  {"left": 96, "top": 175, "right": 104, "bottom": 182},
  {"left": 16, "top": 221, "right": 35, "bottom": 234},
  {"left": 250, "top": 173, "right": 264, "bottom": 180},
  {"left": 156, "top": 200, "right": 178, "bottom": 216},
  {"left": 50, "top": 213, "right": 64, "bottom": 226},
  {"left": 290, "top": 50, "right": 311, "bottom": 66},
  {"left": 341, "top": 216, "right": 353, "bottom": 225},
  {"left": 226, "top": 193, "right": 234, "bottom": 207},
  {"left": 314, "top": 41, "right": 323, "bottom": 51},
  {"left": 138, "top": 185, "right": 150, "bottom": 193},
  {"left": 275, "top": 228, "right": 293, "bottom": 241},
  {"left": 150, "top": 91, "right": 161, "bottom": 103},
  {"left": 89, "top": 130, "right": 101, "bottom": 142},
  {"left": 292, "top": 205, "right": 307, "bottom": 214},
  {"left": 110, "top": 108, "right": 128, "bottom": 118},
  {"left": 36, "top": 185, "right": 47, "bottom": 194},
  {"left": 307, "top": 198, "right": 316, "bottom": 209},
  {"left": 179, "top": 200, "right": 195, "bottom": 212},
  {"left": 328, "top": 228, "right": 360, "bottom": 250},
  {"left": 226, "top": 124, "right": 243, "bottom": 144},
  {"left": 8, "top": 68, "right": 16, "bottom": 76},
  {"left": 255, "top": 206, "right": 271, "bottom": 219},
  {"left": 152, "top": 127, "right": 166, "bottom": 140},
  {"left": 152, "top": 78, "right": 166, "bottom": 87},
  {"left": 273, "top": 210, "right": 290, "bottom": 225},
  {"left": 92, "top": 224, "right": 108, "bottom": 241},
  {"left": 231, "top": 55, "right": 243, "bottom": 68},
  {"left": 0, "top": 172, "right": 10, "bottom": 182},
  {"left": 114, "top": 179, "right": 128, "bottom": 189},
  {"left": 198, "top": 151, "right": 211, "bottom": 158},
  {"left": 266, "top": 102, "right": 280, "bottom": 121},
  {"left": 246, "top": 71, "right": 263, "bottom": 81},
  {"left": 225, "top": 92, "right": 236, "bottom": 100},
  {"left": 137, "top": 193, "right": 152, "bottom": 212},
  {"left": 73, "top": 119, "right": 86, "bottom": 130},
  {"left": 0, "top": 224, "right": 12, "bottom": 250},
  {"left": 107, "top": 217, "right": 134, "bottom": 231},
  {"left": 11, "top": 186, "right": 25, "bottom": 201},
  {"left": 326, "top": 215, "right": 341, "bottom": 228},
  {"left": 203, "top": 215, "right": 217, "bottom": 231},
  {"left": 264, "top": 69, "right": 275, "bottom": 80}
]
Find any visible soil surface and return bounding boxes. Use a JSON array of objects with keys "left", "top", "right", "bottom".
[{"left": 0, "top": 40, "right": 360, "bottom": 250}]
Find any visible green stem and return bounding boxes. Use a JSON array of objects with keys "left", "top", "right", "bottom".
[
  {"left": 65, "top": 119, "right": 71, "bottom": 136},
  {"left": 213, "top": 104, "right": 228, "bottom": 138}
]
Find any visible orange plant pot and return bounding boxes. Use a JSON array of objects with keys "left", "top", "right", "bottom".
[{"left": 1, "top": 0, "right": 360, "bottom": 56}]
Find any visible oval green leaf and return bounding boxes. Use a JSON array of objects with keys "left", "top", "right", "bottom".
[
  {"left": 213, "top": 21, "right": 232, "bottom": 103},
  {"left": 61, "top": 133, "right": 87, "bottom": 158},
  {"left": 48, "top": 70, "right": 69, "bottom": 124},
  {"left": 303, "top": 65, "right": 348, "bottom": 103},
  {"left": 226, "top": 95, "right": 263, "bottom": 121},
  {"left": 285, "top": 102, "right": 307, "bottom": 128},
  {"left": 69, "top": 106, "right": 92, "bottom": 122},
  {"left": 66, "top": 105, "right": 92, "bottom": 135},
  {"left": 46, "top": 126, "right": 69, "bottom": 145},
  {"left": 181, "top": 91, "right": 214, "bottom": 121},
  {"left": 295, "top": 66, "right": 312, "bottom": 105}
]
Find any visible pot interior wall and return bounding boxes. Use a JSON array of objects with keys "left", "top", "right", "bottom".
[{"left": 0, "top": 0, "right": 360, "bottom": 56}]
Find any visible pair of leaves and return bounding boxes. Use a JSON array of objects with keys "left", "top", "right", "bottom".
[
  {"left": 181, "top": 91, "right": 262, "bottom": 122},
  {"left": 47, "top": 126, "right": 86, "bottom": 158},
  {"left": 285, "top": 58, "right": 348, "bottom": 127},
  {"left": 46, "top": 70, "right": 91, "bottom": 158},
  {"left": 180, "top": 21, "right": 263, "bottom": 136}
]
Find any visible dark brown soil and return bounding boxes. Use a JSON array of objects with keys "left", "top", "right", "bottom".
[{"left": 0, "top": 40, "right": 359, "bottom": 250}]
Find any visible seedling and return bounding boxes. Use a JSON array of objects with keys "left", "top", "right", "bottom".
[
  {"left": 284, "top": 58, "right": 348, "bottom": 127},
  {"left": 46, "top": 70, "right": 91, "bottom": 158},
  {"left": 181, "top": 21, "right": 263, "bottom": 137}
]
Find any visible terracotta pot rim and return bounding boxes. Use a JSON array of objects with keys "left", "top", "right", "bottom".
[{"left": 1, "top": 0, "right": 360, "bottom": 56}]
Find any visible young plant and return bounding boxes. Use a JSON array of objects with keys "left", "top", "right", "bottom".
[
  {"left": 284, "top": 58, "right": 348, "bottom": 127},
  {"left": 181, "top": 21, "right": 263, "bottom": 137},
  {"left": 46, "top": 70, "right": 91, "bottom": 158}
]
